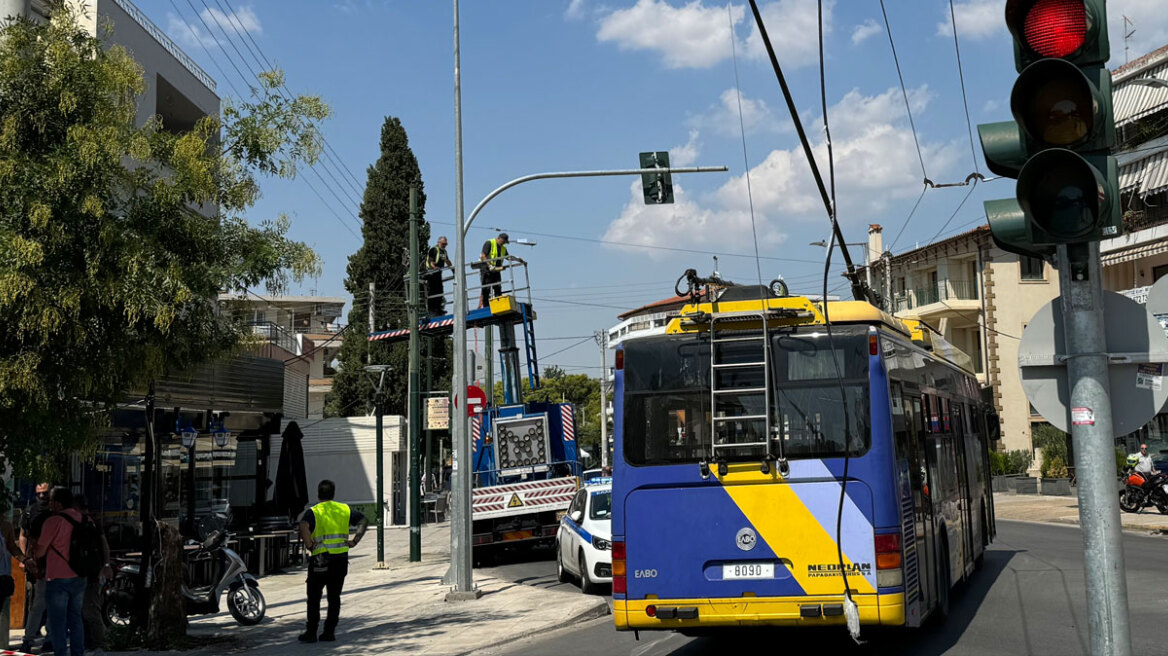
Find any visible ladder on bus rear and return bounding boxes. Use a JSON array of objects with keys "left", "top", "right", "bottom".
[{"left": 708, "top": 310, "right": 774, "bottom": 474}]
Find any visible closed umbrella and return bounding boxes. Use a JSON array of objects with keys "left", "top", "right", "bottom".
[{"left": 275, "top": 421, "right": 309, "bottom": 521}]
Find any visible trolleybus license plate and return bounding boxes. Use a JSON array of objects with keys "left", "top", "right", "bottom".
[{"left": 723, "top": 562, "right": 774, "bottom": 580}]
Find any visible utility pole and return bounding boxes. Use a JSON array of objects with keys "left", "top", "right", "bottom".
[
  {"left": 1058, "top": 243, "right": 1131, "bottom": 654},
  {"left": 364, "top": 365, "right": 390, "bottom": 568},
  {"left": 408, "top": 183, "right": 423, "bottom": 562},
  {"left": 594, "top": 331, "right": 608, "bottom": 469}
]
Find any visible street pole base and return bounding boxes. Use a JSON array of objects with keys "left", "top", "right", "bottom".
[
  {"left": 445, "top": 589, "right": 483, "bottom": 602},
  {"left": 372, "top": 561, "right": 390, "bottom": 570}
]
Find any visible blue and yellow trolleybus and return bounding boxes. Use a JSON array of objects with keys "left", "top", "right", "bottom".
[{"left": 612, "top": 284, "right": 997, "bottom": 632}]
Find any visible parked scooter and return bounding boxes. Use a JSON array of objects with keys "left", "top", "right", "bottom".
[
  {"left": 1118, "top": 466, "right": 1168, "bottom": 514},
  {"left": 103, "top": 528, "right": 266, "bottom": 627}
]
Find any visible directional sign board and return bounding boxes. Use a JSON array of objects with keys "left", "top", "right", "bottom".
[{"left": 1019, "top": 291, "right": 1168, "bottom": 436}]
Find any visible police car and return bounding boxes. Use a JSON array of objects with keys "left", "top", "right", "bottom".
[{"left": 555, "top": 479, "right": 612, "bottom": 594}]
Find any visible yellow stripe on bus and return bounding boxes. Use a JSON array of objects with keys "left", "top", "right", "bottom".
[{"left": 721, "top": 483, "right": 876, "bottom": 596}]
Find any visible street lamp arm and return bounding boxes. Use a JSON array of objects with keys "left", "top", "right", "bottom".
[{"left": 462, "top": 166, "right": 729, "bottom": 237}]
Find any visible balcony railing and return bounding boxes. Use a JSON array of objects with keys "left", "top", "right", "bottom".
[
  {"left": 247, "top": 322, "right": 300, "bottom": 356},
  {"left": 892, "top": 280, "right": 979, "bottom": 313}
]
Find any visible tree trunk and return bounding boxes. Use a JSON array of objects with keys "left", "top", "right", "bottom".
[{"left": 146, "top": 521, "right": 187, "bottom": 648}]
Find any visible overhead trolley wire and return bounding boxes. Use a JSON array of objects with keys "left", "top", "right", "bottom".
[{"left": 948, "top": 0, "right": 981, "bottom": 175}]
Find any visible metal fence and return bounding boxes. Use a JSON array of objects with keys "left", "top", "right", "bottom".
[{"left": 892, "top": 280, "right": 979, "bottom": 312}]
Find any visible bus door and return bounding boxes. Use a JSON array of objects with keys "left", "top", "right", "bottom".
[
  {"left": 907, "top": 395, "right": 936, "bottom": 614},
  {"left": 952, "top": 402, "right": 976, "bottom": 574}
]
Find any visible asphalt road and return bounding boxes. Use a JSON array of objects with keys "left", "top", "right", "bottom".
[{"left": 475, "top": 520, "right": 1168, "bottom": 656}]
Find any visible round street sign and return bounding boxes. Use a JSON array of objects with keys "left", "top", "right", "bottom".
[
  {"left": 466, "top": 385, "right": 487, "bottom": 416},
  {"left": 1018, "top": 291, "right": 1168, "bottom": 437}
]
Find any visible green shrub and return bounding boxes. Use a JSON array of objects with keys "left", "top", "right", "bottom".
[
  {"left": 1004, "top": 449, "right": 1033, "bottom": 475},
  {"left": 990, "top": 451, "right": 1007, "bottom": 476},
  {"left": 1033, "top": 424, "right": 1069, "bottom": 478},
  {"left": 1116, "top": 447, "right": 1128, "bottom": 475}
]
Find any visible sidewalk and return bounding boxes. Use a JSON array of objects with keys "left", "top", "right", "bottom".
[
  {"left": 993, "top": 491, "right": 1168, "bottom": 534},
  {"left": 120, "top": 523, "right": 608, "bottom": 656}
]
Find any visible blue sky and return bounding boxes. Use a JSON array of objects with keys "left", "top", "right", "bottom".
[{"left": 140, "top": 0, "right": 1168, "bottom": 374}]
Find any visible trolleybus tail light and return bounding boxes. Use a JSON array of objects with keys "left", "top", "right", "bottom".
[
  {"left": 868, "top": 332, "right": 879, "bottom": 356},
  {"left": 645, "top": 605, "right": 656, "bottom": 617},
  {"left": 874, "top": 532, "right": 904, "bottom": 588},
  {"left": 615, "top": 349, "right": 624, "bottom": 370},
  {"left": 612, "top": 540, "right": 627, "bottom": 594}
]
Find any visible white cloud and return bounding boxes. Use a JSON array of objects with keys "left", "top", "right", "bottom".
[
  {"left": 594, "top": 0, "right": 826, "bottom": 70},
  {"left": 851, "top": 18, "right": 881, "bottom": 45},
  {"left": 936, "top": 0, "right": 1001, "bottom": 41},
  {"left": 1109, "top": 1, "right": 1168, "bottom": 66},
  {"left": 670, "top": 130, "right": 701, "bottom": 166},
  {"left": 603, "top": 86, "right": 962, "bottom": 258},
  {"left": 168, "top": 5, "right": 261, "bottom": 50},
  {"left": 690, "top": 89, "right": 782, "bottom": 136},
  {"left": 742, "top": 0, "right": 831, "bottom": 69},
  {"left": 566, "top": 0, "right": 587, "bottom": 20}
]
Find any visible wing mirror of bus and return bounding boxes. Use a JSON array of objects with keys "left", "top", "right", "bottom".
[{"left": 987, "top": 413, "right": 1002, "bottom": 444}]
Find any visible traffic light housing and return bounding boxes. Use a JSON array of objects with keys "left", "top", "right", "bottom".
[
  {"left": 979, "top": 0, "right": 1118, "bottom": 257},
  {"left": 640, "top": 151, "right": 674, "bottom": 204}
]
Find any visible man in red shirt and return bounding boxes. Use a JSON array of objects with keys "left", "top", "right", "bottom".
[{"left": 34, "top": 488, "right": 84, "bottom": 656}]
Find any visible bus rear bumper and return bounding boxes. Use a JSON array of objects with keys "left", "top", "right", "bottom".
[{"left": 614, "top": 593, "right": 905, "bottom": 630}]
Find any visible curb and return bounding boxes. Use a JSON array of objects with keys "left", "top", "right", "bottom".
[
  {"left": 457, "top": 596, "right": 610, "bottom": 656},
  {"left": 997, "top": 516, "right": 1168, "bottom": 537}
]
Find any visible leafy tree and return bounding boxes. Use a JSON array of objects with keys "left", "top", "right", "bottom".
[
  {"left": 326, "top": 117, "right": 450, "bottom": 417},
  {"left": 0, "top": 5, "right": 323, "bottom": 480}
]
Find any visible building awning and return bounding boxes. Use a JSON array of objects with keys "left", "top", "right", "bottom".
[
  {"left": 1119, "top": 146, "right": 1168, "bottom": 197},
  {"left": 1102, "top": 239, "right": 1168, "bottom": 266}
]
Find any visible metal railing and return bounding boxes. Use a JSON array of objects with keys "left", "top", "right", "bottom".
[
  {"left": 246, "top": 322, "right": 299, "bottom": 355},
  {"left": 892, "top": 280, "right": 979, "bottom": 312},
  {"left": 110, "top": 0, "right": 217, "bottom": 91},
  {"left": 417, "top": 256, "right": 533, "bottom": 317}
]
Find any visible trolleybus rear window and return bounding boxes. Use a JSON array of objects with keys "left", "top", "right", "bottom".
[{"left": 623, "top": 330, "right": 871, "bottom": 466}]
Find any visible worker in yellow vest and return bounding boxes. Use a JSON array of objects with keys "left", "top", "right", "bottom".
[
  {"left": 297, "top": 480, "right": 368, "bottom": 643},
  {"left": 478, "top": 233, "right": 509, "bottom": 308}
]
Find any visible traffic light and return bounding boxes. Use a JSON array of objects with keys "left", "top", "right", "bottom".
[
  {"left": 979, "top": 0, "right": 1118, "bottom": 257},
  {"left": 639, "top": 151, "right": 674, "bottom": 204}
]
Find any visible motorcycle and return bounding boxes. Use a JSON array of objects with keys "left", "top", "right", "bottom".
[
  {"left": 1118, "top": 466, "right": 1168, "bottom": 514},
  {"left": 103, "top": 528, "right": 266, "bottom": 627}
]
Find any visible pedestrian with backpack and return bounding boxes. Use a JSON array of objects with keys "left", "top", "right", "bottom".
[
  {"left": 72, "top": 496, "right": 111, "bottom": 656},
  {"left": 34, "top": 488, "right": 92, "bottom": 656}
]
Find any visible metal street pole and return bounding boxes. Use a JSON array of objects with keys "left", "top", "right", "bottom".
[
  {"left": 364, "top": 365, "right": 390, "bottom": 569},
  {"left": 595, "top": 331, "right": 608, "bottom": 470},
  {"left": 408, "top": 183, "right": 423, "bottom": 562},
  {"left": 1057, "top": 241, "right": 1132, "bottom": 656},
  {"left": 446, "top": 164, "right": 727, "bottom": 598},
  {"left": 447, "top": 0, "right": 478, "bottom": 601}
]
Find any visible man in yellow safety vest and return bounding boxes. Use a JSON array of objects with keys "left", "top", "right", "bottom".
[
  {"left": 297, "top": 480, "right": 368, "bottom": 643},
  {"left": 478, "top": 232, "right": 509, "bottom": 308}
]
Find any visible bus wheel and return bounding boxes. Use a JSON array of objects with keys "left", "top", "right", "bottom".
[{"left": 936, "top": 549, "right": 951, "bottom": 622}]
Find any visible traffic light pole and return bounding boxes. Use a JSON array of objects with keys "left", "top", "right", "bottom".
[
  {"left": 1057, "top": 242, "right": 1132, "bottom": 656},
  {"left": 408, "top": 183, "right": 423, "bottom": 563}
]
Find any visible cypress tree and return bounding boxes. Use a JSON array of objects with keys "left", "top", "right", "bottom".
[{"left": 327, "top": 116, "right": 433, "bottom": 416}]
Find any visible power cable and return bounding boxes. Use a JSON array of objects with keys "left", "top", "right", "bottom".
[
  {"left": 539, "top": 337, "right": 595, "bottom": 361},
  {"left": 925, "top": 179, "right": 979, "bottom": 245},
  {"left": 887, "top": 185, "right": 929, "bottom": 252},
  {"left": 166, "top": 3, "right": 362, "bottom": 239},
  {"left": 430, "top": 219, "right": 826, "bottom": 265},
  {"left": 878, "top": 0, "right": 927, "bottom": 182},
  {"left": 219, "top": 0, "right": 368, "bottom": 200},
  {"left": 727, "top": 5, "right": 767, "bottom": 299},
  {"left": 192, "top": 0, "right": 365, "bottom": 219},
  {"left": 948, "top": 0, "right": 981, "bottom": 175}
]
